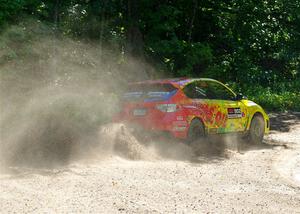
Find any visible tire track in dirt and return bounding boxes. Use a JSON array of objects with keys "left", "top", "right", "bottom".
[
  {"left": 267, "top": 114, "right": 300, "bottom": 188},
  {"left": 0, "top": 113, "right": 300, "bottom": 213}
]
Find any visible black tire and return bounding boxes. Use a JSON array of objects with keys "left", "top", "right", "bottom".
[
  {"left": 187, "top": 119, "right": 205, "bottom": 143},
  {"left": 248, "top": 115, "right": 265, "bottom": 144}
]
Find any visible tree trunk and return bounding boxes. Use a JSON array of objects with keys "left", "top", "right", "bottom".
[
  {"left": 125, "top": 0, "right": 144, "bottom": 57},
  {"left": 54, "top": 0, "right": 61, "bottom": 28},
  {"left": 188, "top": 0, "right": 198, "bottom": 43}
]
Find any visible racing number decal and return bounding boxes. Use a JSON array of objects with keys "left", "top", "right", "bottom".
[{"left": 227, "top": 108, "right": 242, "bottom": 119}]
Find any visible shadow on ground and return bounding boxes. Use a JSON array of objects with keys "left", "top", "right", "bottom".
[
  {"left": 0, "top": 137, "right": 286, "bottom": 179},
  {"left": 139, "top": 132, "right": 286, "bottom": 165},
  {"left": 2, "top": 112, "right": 296, "bottom": 176},
  {"left": 269, "top": 112, "right": 300, "bottom": 132}
]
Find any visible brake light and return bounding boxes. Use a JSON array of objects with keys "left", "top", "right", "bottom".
[{"left": 156, "top": 104, "right": 178, "bottom": 112}]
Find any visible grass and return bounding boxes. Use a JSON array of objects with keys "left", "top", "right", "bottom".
[{"left": 242, "top": 84, "right": 300, "bottom": 112}]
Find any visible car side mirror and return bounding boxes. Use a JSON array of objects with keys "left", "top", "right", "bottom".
[{"left": 235, "top": 93, "right": 247, "bottom": 101}]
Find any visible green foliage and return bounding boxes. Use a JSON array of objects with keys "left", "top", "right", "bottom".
[
  {"left": 247, "top": 88, "right": 300, "bottom": 112},
  {"left": 0, "top": 0, "right": 299, "bottom": 111},
  {"left": 0, "top": 0, "right": 26, "bottom": 26},
  {"left": 228, "top": 81, "right": 300, "bottom": 112}
]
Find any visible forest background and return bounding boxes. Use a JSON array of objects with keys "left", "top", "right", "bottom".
[{"left": 0, "top": 0, "right": 299, "bottom": 111}]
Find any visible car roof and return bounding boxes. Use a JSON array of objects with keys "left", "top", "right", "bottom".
[{"left": 130, "top": 78, "right": 220, "bottom": 88}]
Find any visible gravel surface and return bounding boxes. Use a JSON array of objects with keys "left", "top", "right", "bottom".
[{"left": 0, "top": 113, "right": 300, "bottom": 213}]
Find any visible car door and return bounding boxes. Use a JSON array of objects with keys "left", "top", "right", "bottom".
[
  {"left": 182, "top": 80, "right": 227, "bottom": 133},
  {"left": 206, "top": 81, "right": 247, "bottom": 133}
]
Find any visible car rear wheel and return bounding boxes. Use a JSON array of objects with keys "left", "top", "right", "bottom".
[
  {"left": 248, "top": 115, "right": 265, "bottom": 144},
  {"left": 187, "top": 119, "right": 205, "bottom": 143}
]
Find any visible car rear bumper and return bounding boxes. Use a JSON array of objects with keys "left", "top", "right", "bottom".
[{"left": 114, "top": 112, "right": 189, "bottom": 139}]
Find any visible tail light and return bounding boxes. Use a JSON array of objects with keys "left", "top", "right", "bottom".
[{"left": 156, "top": 104, "right": 178, "bottom": 112}]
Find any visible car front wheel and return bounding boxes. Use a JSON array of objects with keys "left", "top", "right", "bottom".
[{"left": 248, "top": 115, "right": 265, "bottom": 144}]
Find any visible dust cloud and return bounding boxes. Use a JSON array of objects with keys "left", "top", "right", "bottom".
[
  {"left": 0, "top": 22, "right": 241, "bottom": 170},
  {"left": 0, "top": 22, "right": 158, "bottom": 169}
]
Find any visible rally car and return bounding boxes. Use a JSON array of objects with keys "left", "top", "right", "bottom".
[{"left": 114, "top": 78, "right": 269, "bottom": 144}]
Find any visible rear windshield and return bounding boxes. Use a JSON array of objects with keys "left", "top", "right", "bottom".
[{"left": 123, "top": 83, "right": 177, "bottom": 102}]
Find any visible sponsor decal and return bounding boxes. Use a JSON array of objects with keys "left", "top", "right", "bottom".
[
  {"left": 172, "top": 121, "right": 187, "bottom": 131},
  {"left": 176, "top": 116, "right": 184, "bottom": 121},
  {"left": 172, "top": 126, "right": 187, "bottom": 131},
  {"left": 227, "top": 108, "right": 242, "bottom": 119},
  {"left": 209, "top": 128, "right": 218, "bottom": 134},
  {"left": 133, "top": 108, "right": 147, "bottom": 116},
  {"left": 173, "top": 121, "right": 187, "bottom": 126},
  {"left": 182, "top": 105, "right": 197, "bottom": 109}
]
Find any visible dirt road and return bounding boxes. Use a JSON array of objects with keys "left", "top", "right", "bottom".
[{"left": 0, "top": 113, "right": 299, "bottom": 213}]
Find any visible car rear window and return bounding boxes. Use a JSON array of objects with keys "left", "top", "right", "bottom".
[{"left": 123, "top": 83, "right": 177, "bottom": 102}]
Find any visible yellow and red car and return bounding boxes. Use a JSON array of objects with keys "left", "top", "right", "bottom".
[{"left": 115, "top": 78, "right": 269, "bottom": 143}]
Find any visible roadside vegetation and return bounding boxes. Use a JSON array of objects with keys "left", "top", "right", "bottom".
[{"left": 0, "top": 0, "right": 299, "bottom": 111}]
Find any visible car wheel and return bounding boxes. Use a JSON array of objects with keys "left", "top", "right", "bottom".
[
  {"left": 187, "top": 119, "right": 205, "bottom": 143},
  {"left": 248, "top": 115, "right": 265, "bottom": 144}
]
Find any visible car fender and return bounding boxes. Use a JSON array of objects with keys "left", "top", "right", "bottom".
[{"left": 242, "top": 100, "right": 270, "bottom": 133}]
